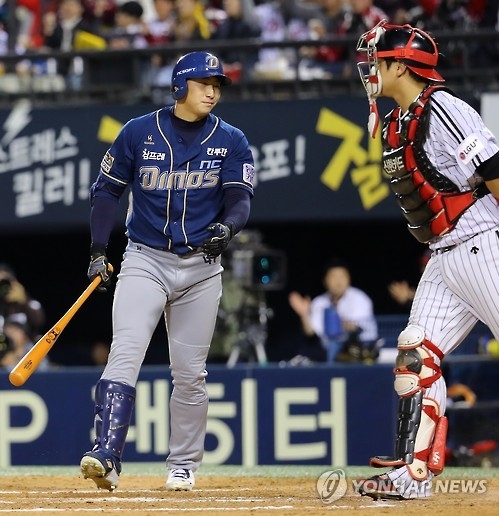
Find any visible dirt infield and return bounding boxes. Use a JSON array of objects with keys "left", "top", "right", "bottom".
[{"left": 0, "top": 474, "right": 498, "bottom": 515}]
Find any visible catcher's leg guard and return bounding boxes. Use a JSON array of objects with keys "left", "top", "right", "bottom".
[
  {"left": 370, "top": 325, "right": 448, "bottom": 480},
  {"left": 92, "top": 379, "right": 136, "bottom": 461}
]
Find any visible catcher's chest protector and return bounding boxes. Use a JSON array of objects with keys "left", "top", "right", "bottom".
[{"left": 382, "top": 85, "right": 485, "bottom": 243}]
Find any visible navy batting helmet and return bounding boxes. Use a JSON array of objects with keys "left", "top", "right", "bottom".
[
  {"left": 374, "top": 23, "right": 444, "bottom": 82},
  {"left": 171, "top": 51, "right": 232, "bottom": 100}
]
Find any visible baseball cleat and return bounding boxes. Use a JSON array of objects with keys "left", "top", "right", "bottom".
[
  {"left": 80, "top": 451, "right": 120, "bottom": 491},
  {"left": 356, "top": 473, "right": 431, "bottom": 500},
  {"left": 165, "top": 468, "right": 195, "bottom": 491}
]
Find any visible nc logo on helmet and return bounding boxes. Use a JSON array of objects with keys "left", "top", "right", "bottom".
[{"left": 206, "top": 54, "right": 220, "bottom": 70}]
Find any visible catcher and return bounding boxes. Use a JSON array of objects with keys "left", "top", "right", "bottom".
[{"left": 355, "top": 20, "right": 499, "bottom": 500}]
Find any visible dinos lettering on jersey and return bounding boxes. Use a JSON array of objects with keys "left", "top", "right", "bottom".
[{"left": 139, "top": 166, "right": 219, "bottom": 190}]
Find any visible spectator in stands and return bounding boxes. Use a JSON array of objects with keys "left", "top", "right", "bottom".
[
  {"left": 375, "top": 0, "right": 421, "bottom": 23},
  {"left": 303, "top": 0, "right": 350, "bottom": 77},
  {"left": 253, "top": 0, "right": 327, "bottom": 80},
  {"left": 105, "top": 0, "right": 148, "bottom": 48},
  {"left": 42, "top": 0, "right": 96, "bottom": 51},
  {"left": 253, "top": 0, "right": 291, "bottom": 78},
  {"left": 0, "top": 263, "right": 45, "bottom": 342},
  {"left": 171, "top": 0, "right": 211, "bottom": 42},
  {"left": 424, "top": 0, "right": 476, "bottom": 30},
  {"left": 280, "top": 0, "right": 324, "bottom": 39},
  {"left": 342, "top": 0, "right": 389, "bottom": 35},
  {"left": 330, "top": 0, "right": 388, "bottom": 77},
  {"left": 150, "top": 0, "right": 212, "bottom": 96},
  {"left": 145, "top": 0, "right": 176, "bottom": 45},
  {"left": 83, "top": 0, "right": 117, "bottom": 36},
  {"left": 0, "top": 20, "right": 7, "bottom": 56},
  {"left": 117, "top": 0, "right": 157, "bottom": 23},
  {"left": 1, "top": 313, "right": 52, "bottom": 372},
  {"left": 41, "top": 0, "right": 100, "bottom": 87},
  {"left": 146, "top": 0, "right": 177, "bottom": 102},
  {"left": 288, "top": 257, "right": 379, "bottom": 363},
  {"left": 16, "top": 0, "right": 44, "bottom": 51},
  {"left": 210, "top": 0, "right": 262, "bottom": 82},
  {"left": 204, "top": 0, "right": 227, "bottom": 34}
]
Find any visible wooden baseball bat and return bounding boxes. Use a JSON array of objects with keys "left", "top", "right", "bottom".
[{"left": 8, "top": 265, "right": 113, "bottom": 387}]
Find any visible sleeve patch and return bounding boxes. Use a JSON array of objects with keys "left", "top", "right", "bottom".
[
  {"left": 101, "top": 151, "right": 115, "bottom": 174},
  {"left": 456, "top": 134, "right": 485, "bottom": 165},
  {"left": 243, "top": 163, "right": 255, "bottom": 185}
]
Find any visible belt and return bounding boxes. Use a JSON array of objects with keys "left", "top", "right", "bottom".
[
  {"left": 135, "top": 243, "right": 202, "bottom": 257},
  {"left": 160, "top": 247, "right": 202, "bottom": 257},
  {"left": 176, "top": 247, "right": 203, "bottom": 258},
  {"left": 433, "top": 244, "right": 457, "bottom": 254}
]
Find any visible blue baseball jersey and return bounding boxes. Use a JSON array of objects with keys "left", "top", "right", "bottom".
[{"left": 97, "top": 107, "right": 255, "bottom": 254}]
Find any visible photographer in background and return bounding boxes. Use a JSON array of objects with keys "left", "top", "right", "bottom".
[
  {"left": 0, "top": 263, "right": 46, "bottom": 342},
  {"left": 0, "top": 313, "right": 52, "bottom": 372},
  {"left": 288, "top": 257, "right": 380, "bottom": 364},
  {"left": 0, "top": 331, "right": 15, "bottom": 370}
]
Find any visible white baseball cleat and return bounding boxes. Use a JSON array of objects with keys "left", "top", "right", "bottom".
[
  {"left": 165, "top": 468, "right": 195, "bottom": 491},
  {"left": 80, "top": 452, "right": 120, "bottom": 491}
]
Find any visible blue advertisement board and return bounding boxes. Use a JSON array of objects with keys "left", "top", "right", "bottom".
[
  {"left": 0, "top": 97, "right": 400, "bottom": 232},
  {"left": 0, "top": 364, "right": 396, "bottom": 467}
]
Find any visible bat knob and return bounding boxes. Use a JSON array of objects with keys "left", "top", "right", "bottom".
[{"left": 9, "top": 370, "right": 26, "bottom": 387}]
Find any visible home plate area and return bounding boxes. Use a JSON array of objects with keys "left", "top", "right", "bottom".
[{"left": 0, "top": 473, "right": 499, "bottom": 515}]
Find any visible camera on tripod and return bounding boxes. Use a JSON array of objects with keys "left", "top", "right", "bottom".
[
  {"left": 230, "top": 247, "right": 287, "bottom": 291},
  {"left": 221, "top": 231, "right": 287, "bottom": 366}
]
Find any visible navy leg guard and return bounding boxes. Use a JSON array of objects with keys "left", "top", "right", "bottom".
[{"left": 93, "top": 379, "right": 136, "bottom": 463}]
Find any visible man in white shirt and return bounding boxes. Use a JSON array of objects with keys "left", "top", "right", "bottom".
[{"left": 288, "top": 257, "right": 378, "bottom": 362}]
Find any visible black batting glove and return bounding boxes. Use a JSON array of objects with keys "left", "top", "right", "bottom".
[
  {"left": 88, "top": 247, "right": 112, "bottom": 293},
  {"left": 202, "top": 222, "right": 233, "bottom": 259}
]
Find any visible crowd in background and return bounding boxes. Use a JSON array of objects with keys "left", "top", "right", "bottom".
[{"left": 1, "top": 0, "right": 499, "bottom": 95}]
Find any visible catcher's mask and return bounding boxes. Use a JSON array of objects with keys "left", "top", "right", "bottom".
[
  {"left": 356, "top": 19, "right": 444, "bottom": 138},
  {"left": 171, "top": 51, "right": 232, "bottom": 100}
]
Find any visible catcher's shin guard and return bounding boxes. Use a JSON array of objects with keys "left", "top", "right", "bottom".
[
  {"left": 93, "top": 379, "right": 136, "bottom": 461},
  {"left": 370, "top": 325, "right": 447, "bottom": 480}
]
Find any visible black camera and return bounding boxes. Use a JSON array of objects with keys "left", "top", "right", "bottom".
[
  {"left": 0, "top": 278, "right": 11, "bottom": 298},
  {"left": 0, "top": 332, "right": 13, "bottom": 361},
  {"left": 231, "top": 248, "right": 287, "bottom": 291}
]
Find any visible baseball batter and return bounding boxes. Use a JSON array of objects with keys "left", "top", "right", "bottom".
[
  {"left": 355, "top": 21, "right": 499, "bottom": 500},
  {"left": 79, "top": 51, "right": 254, "bottom": 492}
]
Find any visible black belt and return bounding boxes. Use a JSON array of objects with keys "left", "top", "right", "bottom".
[
  {"left": 136, "top": 243, "right": 202, "bottom": 257},
  {"left": 433, "top": 244, "right": 457, "bottom": 254}
]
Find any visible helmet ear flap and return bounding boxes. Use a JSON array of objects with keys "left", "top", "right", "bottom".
[{"left": 171, "top": 82, "right": 187, "bottom": 100}]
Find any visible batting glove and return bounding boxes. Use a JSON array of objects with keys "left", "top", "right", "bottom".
[
  {"left": 202, "top": 222, "right": 233, "bottom": 258},
  {"left": 88, "top": 252, "right": 112, "bottom": 293}
]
